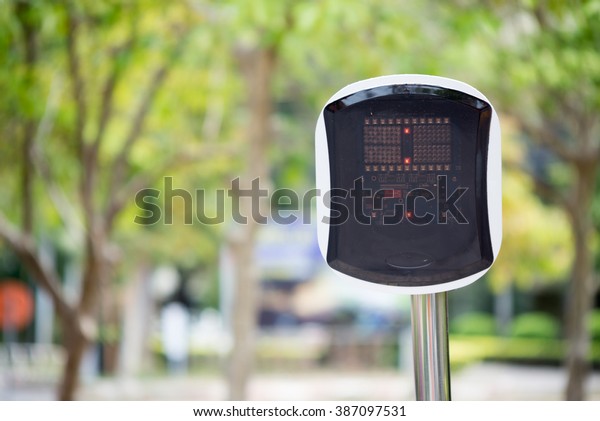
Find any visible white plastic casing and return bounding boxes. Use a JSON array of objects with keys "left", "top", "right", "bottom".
[{"left": 315, "top": 74, "right": 502, "bottom": 295}]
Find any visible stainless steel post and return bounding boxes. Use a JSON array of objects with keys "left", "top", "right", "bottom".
[{"left": 410, "top": 292, "right": 451, "bottom": 400}]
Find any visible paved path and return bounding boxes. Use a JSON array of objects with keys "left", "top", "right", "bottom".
[
  {"left": 76, "top": 363, "right": 600, "bottom": 400},
  {"left": 3, "top": 363, "right": 600, "bottom": 400}
]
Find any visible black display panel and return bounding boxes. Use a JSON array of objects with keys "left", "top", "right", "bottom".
[{"left": 323, "top": 84, "right": 493, "bottom": 287}]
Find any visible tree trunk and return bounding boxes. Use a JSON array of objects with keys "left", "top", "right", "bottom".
[
  {"left": 227, "top": 46, "right": 276, "bottom": 400},
  {"left": 57, "top": 234, "right": 106, "bottom": 400},
  {"left": 227, "top": 231, "right": 261, "bottom": 400},
  {"left": 565, "top": 160, "right": 598, "bottom": 400},
  {"left": 3, "top": 2, "right": 177, "bottom": 401},
  {"left": 58, "top": 326, "right": 90, "bottom": 401}
]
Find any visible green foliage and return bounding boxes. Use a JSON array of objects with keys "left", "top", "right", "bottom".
[
  {"left": 589, "top": 310, "right": 600, "bottom": 342},
  {"left": 0, "top": 0, "right": 597, "bottom": 325},
  {"left": 450, "top": 335, "right": 567, "bottom": 367},
  {"left": 451, "top": 335, "right": 600, "bottom": 367},
  {"left": 451, "top": 312, "right": 497, "bottom": 336},
  {"left": 488, "top": 125, "right": 572, "bottom": 291},
  {"left": 510, "top": 312, "right": 561, "bottom": 340},
  {"left": 594, "top": 169, "right": 600, "bottom": 272}
]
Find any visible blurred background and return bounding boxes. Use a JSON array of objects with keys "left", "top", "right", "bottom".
[{"left": 0, "top": 0, "right": 599, "bottom": 401}]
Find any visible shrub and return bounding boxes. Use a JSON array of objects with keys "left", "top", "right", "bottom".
[
  {"left": 510, "top": 312, "right": 560, "bottom": 339},
  {"left": 451, "top": 312, "right": 496, "bottom": 336},
  {"left": 589, "top": 310, "right": 600, "bottom": 342}
]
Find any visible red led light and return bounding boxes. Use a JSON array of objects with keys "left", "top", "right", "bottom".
[
  {"left": 404, "top": 157, "right": 411, "bottom": 165},
  {"left": 403, "top": 127, "right": 410, "bottom": 134},
  {"left": 406, "top": 211, "right": 413, "bottom": 219}
]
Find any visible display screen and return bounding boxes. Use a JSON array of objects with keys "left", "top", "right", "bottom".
[{"left": 323, "top": 84, "right": 493, "bottom": 287}]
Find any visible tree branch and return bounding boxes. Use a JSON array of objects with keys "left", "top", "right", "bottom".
[
  {"left": 91, "top": 60, "right": 119, "bottom": 153},
  {"left": 65, "top": 4, "right": 87, "bottom": 153},
  {"left": 0, "top": 212, "right": 74, "bottom": 323},
  {"left": 103, "top": 21, "right": 194, "bottom": 212},
  {"left": 104, "top": 142, "right": 239, "bottom": 231},
  {"left": 92, "top": 38, "right": 134, "bottom": 156},
  {"left": 120, "top": 65, "right": 168, "bottom": 171},
  {"left": 504, "top": 158, "right": 572, "bottom": 213},
  {"left": 520, "top": 120, "right": 579, "bottom": 163},
  {"left": 31, "top": 74, "right": 85, "bottom": 241},
  {"left": 103, "top": 64, "right": 169, "bottom": 221},
  {"left": 15, "top": 0, "right": 39, "bottom": 235},
  {"left": 65, "top": 4, "right": 99, "bottom": 235}
]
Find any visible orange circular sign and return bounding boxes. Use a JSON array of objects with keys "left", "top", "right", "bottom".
[{"left": 0, "top": 280, "right": 34, "bottom": 330}]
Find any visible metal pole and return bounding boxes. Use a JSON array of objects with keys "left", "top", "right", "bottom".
[{"left": 410, "top": 292, "right": 451, "bottom": 400}]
